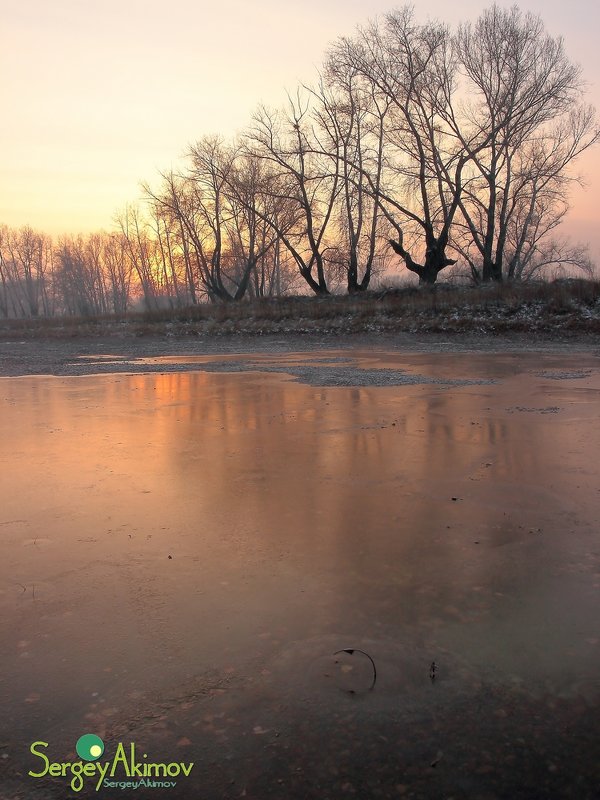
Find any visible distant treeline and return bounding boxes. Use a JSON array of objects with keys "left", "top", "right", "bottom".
[{"left": 1, "top": 5, "right": 598, "bottom": 318}]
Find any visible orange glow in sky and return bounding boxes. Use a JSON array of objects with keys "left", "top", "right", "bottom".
[{"left": 1, "top": 0, "right": 599, "bottom": 256}]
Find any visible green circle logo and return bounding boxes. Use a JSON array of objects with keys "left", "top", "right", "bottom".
[{"left": 76, "top": 733, "right": 104, "bottom": 761}]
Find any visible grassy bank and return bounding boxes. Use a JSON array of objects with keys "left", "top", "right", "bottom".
[{"left": 1, "top": 280, "right": 599, "bottom": 339}]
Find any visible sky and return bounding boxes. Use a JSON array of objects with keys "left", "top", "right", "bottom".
[{"left": 1, "top": 0, "right": 599, "bottom": 257}]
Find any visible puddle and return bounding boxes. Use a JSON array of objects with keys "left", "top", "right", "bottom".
[{"left": 0, "top": 350, "right": 599, "bottom": 798}]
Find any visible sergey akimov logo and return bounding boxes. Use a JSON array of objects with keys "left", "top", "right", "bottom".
[
  {"left": 29, "top": 734, "right": 194, "bottom": 792},
  {"left": 76, "top": 733, "right": 105, "bottom": 761}
]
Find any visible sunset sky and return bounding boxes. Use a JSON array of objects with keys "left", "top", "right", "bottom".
[{"left": 1, "top": 0, "right": 599, "bottom": 256}]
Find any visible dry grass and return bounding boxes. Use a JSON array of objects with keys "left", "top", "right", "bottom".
[{"left": 1, "top": 280, "right": 599, "bottom": 339}]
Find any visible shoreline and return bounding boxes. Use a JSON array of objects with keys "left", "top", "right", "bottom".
[{"left": 1, "top": 331, "right": 599, "bottom": 379}]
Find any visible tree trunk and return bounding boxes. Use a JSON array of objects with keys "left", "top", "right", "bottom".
[
  {"left": 388, "top": 236, "right": 456, "bottom": 285},
  {"left": 481, "top": 260, "right": 502, "bottom": 282}
]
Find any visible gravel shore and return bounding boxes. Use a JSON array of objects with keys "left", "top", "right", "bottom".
[{"left": 1, "top": 331, "right": 599, "bottom": 379}]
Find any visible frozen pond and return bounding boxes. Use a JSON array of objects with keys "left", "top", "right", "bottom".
[{"left": 1, "top": 349, "right": 599, "bottom": 798}]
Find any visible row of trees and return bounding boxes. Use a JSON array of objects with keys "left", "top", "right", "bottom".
[
  {"left": 1, "top": 5, "right": 598, "bottom": 317},
  {"left": 0, "top": 226, "right": 130, "bottom": 318},
  {"left": 0, "top": 211, "right": 308, "bottom": 317},
  {"left": 0, "top": 216, "right": 307, "bottom": 318},
  {"left": 141, "top": 4, "right": 597, "bottom": 297}
]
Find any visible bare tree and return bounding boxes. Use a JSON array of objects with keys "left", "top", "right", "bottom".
[
  {"left": 327, "top": 9, "right": 466, "bottom": 284},
  {"left": 54, "top": 234, "right": 115, "bottom": 316},
  {"left": 246, "top": 92, "right": 345, "bottom": 295},
  {"left": 183, "top": 137, "right": 240, "bottom": 301},
  {"left": 147, "top": 172, "right": 202, "bottom": 304},
  {"left": 0, "top": 227, "right": 8, "bottom": 317},
  {"left": 312, "top": 51, "right": 390, "bottom": 292},
  {"left": 116, "top": 206, "right": 164, "bottom": 310},
  {"left": 146, "top": 140, "right": 293, "bottom": 301},
  {"left": 147, "top": 139, "right": 239, "bottom": 301},
  {"left": 452, "top": 5, "right": 599, "bottom": 282},
  {"left": 0, "top": 226, "right": 52, "bottom": 317},
  {"left": 506, "top": 213, "right": 595, "bottom": 282},
  {"left": 219, "top": 151, "right": 293, "bottom": 299},
  {"left": 102, "top": 232, "right": 134, "bottom": 313}
]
